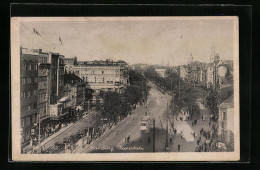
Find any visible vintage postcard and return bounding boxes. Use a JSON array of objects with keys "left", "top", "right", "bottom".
[{"left": 11, "top": 17, "right": 239, "bottom": 161}]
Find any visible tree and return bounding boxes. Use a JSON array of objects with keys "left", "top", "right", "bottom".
[{"left": 206, "top": 89, "right": 218, "bottom": 115}]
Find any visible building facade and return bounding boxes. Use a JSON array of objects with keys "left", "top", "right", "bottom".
[
  {"left": 20, "top": 49, "right": 39, "bottom": 147},
  {"left": 37, "top": 51, "right": 51, "bottom": 139},
  {"left": 67, "top": 60, "right": 129, "bottom": 96},
  {"left": 218, "top": 95, "right": 234, "bottom": 150},
  {"left": 179, "top": 66, "right": 188, "bottom": 80},
  {"left": 155, "top": 68, "right": 167, "bottom": 78}
]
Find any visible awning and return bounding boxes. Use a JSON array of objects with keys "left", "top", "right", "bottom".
[{"left": 59, "top": 96, "right": 70, "bottom": 103}]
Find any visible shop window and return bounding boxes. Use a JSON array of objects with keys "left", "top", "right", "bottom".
[{"left": 25, "top": 131, "right": 30, "bottom": 141}]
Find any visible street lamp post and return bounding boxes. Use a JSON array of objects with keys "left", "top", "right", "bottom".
[
  {"left": 165, "top": 118, "right": 168, "bottom": 152},
  {"left": 38, "top": 113, "right": 41, "bottom": 152},
  {"left": 153, "top": 119, "right": 155, "bottom": 152}
]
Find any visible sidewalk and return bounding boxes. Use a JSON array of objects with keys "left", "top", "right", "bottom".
[
  {"left": 25, "top": 111, "right": 96, "bottom": 152},
  {"left": 169, "top": 102, "right": 215, "bottom": 152}
]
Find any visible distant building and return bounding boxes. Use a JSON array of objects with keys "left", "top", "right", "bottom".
[
  {"left": 218, "top": 95, "right": 234, "bottom": 150},
  {"left": 206, "top": 64, "right": 214, "bottom": 88},
  {"left": 67, "top": 60, "right": 129, "bottom": 96},
  {"left": 179, "top": 66, "right": 188, "bottom": 80},
  {"left": 155, "top": 68, "right": 167, "bottom": 78}
]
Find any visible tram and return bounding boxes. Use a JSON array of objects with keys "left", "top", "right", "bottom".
[{"left": 140, "top": 116, "right": 151, "bottom": 131}]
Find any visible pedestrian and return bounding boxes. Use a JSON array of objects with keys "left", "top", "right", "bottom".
[
  {"left": 178, "top": 144, "right": 181, "bottom": 151},
  {"left": 197, "top": 139, "right": 200, "bottom": 146},
  {"left": 202, "top": 116, "right": 204, "bottom": 121},
  {"left": 128, "top": 135, "right": 130, "bottom": 142},
  {"left": 193, "top": 132, "right": 196, "bottom": 139},
  {"left": 148, "top": 136, "right": 150, "bottom": 144},
  {"left": 170, "top": 137, "right": 173, "bottom": 144},
  {"left": 209, "top": 122, "right": 211, "bottom": 127}
]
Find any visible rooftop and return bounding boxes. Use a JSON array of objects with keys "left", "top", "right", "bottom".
[{"left": 218, "top": 95, "right": 234, "bottom": 108}]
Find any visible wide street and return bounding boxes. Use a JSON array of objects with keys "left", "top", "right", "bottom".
[
  {"left": 38, "top": 82, "right": 213, "bottom": 154},
  {"left": 80, "top": 83, "right": 172, "bottom": 153}
]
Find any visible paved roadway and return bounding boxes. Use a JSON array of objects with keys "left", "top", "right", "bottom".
[{"left": 81, "top": 83, "right": 172, "bottom": 153}]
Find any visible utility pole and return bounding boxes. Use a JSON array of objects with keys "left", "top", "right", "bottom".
[
  {"left": 82, "top": 133, "right": 84, "bottom": 148},
  {"left": 165, "top": 118, "right": 168, "bottom": 152},
  {"left": 171, "top": 79, "right": 172, "bottom": 95},
  {"left": 87, "top": 100, "right": 90, "bottom": 114},
  {"left": 179, "top": 79, "right": 181, "bottom": 99},
  {"left": 38, "top": 113, "right": 41, "bottom": 152},
  {"left": 153, "top": 119, "right": 155, "bottom": 152}
]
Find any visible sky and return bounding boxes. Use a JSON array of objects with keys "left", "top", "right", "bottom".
[{"left": 20, "top": 17, "right": 236, "bottom": 66}]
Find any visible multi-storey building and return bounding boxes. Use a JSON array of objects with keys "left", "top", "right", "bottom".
[
  {"left": 155, "top": 68, "right": 167, "bottom": 78},
  {"left": 49, "top": 53, "right": 65, "bottom": 104},
  {"left": 218, "top": 95, "right": 234, "bottom": 150},
  {"left": 206, "top": 64, "right": 215, "bottom": 88},
  {"left": 179, "top": 65, "right": 188, "bottom": 80},
  {"left": 20, "top": 48, "right": 39, "bottom": 147},
  {"left": 64, "top": 74, "right": 86, "bottom": 106},
  {"left": 68, "top": 60, "right": 129, "bottom": 96},
  {"left": 36, "top": 50, "right": 51, "bottom": 139}
]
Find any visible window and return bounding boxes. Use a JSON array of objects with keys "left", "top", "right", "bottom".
[
  {"left": 26, "top": 116, "right": 31, "bottom": 126},
  {"left": 21, "top": 92, "right": 26, "bottom": 98},
  {"left": 27, "top": 78, "right": 31, "bottom": 84},
  {"left": 34, "top": 65, "right": 38, "bottom": 70},
  {"left": 27, "top": 91, "right": 31, "bottom": 97},
  {"left": 32, "top": 114, "right": 37, "bottom": 123},
  {"left": 33, "top": 90, "right": 37, "bottom": 96},
  {"left": 21, "top": 118, "right": 25, "bottom": 128},
  {"left": 223, "top": 112, "right": 227, "bottom": 121},
  {"left": 102, "top": 71, "right": 104, "bottom": 74},
  {"left": 21, "top": 78, "right": 26, "bottom": 84},
  {"left": 26, "top": 106, "right": 31, "bottom": 111},
  {"left": 21, "top": 63, "right": 26, "bottom": 70},
  {"left": 33, "top": 102, "right": 37, "bottom": 109},
  {"left": 27, "top": 64, "right": 31, "bottom": 70},
  {"left": 34, "top": 77, "right": 38, "bottom": 83}
]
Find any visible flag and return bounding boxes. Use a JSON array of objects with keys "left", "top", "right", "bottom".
[
  {"left": 33, "top": 28, "right": 41, "bottom": 36},
  {"left": 59, "top": 36, "right": 62, "bottom": 45}
]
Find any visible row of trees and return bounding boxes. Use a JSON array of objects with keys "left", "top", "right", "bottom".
[
  {"left": 144, "top": 66, "right": 203, "bottom": 114},
  {"left": 96, "top": 69, "right": 150, "bottom": 124}
]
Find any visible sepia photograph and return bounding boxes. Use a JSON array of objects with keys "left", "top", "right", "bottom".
[{"left": 11, "top": 17, "right": 239, "bottom": 161}]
